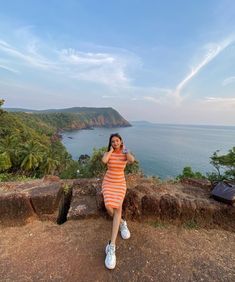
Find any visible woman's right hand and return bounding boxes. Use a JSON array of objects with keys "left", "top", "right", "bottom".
[{"left": 102, "top": 146, "right": 114, "bottom": 164}]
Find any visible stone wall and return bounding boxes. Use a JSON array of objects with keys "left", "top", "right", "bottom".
[
  {"left": 0, "top": 176, "right": 62, "bottom": 226},
  {"left": 0, "top": 175, "right": 234, "bottom": 231}
]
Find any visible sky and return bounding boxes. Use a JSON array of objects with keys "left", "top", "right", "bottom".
[{"left": 0, "top": 0, "right": 235, "bottom": 125}]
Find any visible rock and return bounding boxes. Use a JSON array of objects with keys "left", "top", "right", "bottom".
[
  {"left": 194, "top": 198, "right": 214, "bottom": 223},
  {"left": 123, "top": 189, "right": 142, "bottom": 220},
  {"left": 67, "top": 183, "right": 101, "bottom": 220},
  {"left": 160, "top": 194, "right": 182, "bottom": 220},
  {"left": 0, "top": 178, "right": 63, "bottom": 226},
  {"left": 212, "top": 203, "right": 235, "bottom": 229},
  {"left": 21, "top": 182, "right": 63, "bottom": 220},
  {"left": 142, "top": 195, "right": 161, "bottom": 217},
  {"left": 0, "top": 176, "right": 235, "bottom": 231},
  {"left": 72, "top": 178, "right": 101, "bottom": 196},
  {"left": 0, "top": 192, "right": 36, "bottom": 226},
  {"left": 42, "top": 175, "right": 61, "bottom": 182},
  {"left": 68, "top": 193, "right": 99, "bottom": 220},
  {"left": 78, "top": 154, "right": 90, "bottom": 165},
  {"left": 180, "top": 197, "right": 197, "bottom": 221},
  {"left": 181, "top": 178, "right": 212, "bottom": 190},
  {"left": 95, "top": 187, "right": 106, "bottom": 212}
]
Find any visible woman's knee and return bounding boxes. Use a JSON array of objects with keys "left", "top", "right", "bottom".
[
  {"left": 106, "top": 206, "right": 114, "bottom": 216},
  {"left": 114, "top": 206, "right": 122, "bottom": 214}
]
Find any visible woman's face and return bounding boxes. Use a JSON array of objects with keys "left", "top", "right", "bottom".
[{"left": 111, "top": 136, "right": 122, "bottom": 149}]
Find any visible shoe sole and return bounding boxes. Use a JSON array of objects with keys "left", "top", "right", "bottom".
[
  {"left": 120, "top": 232, "right": 131, "bottom": 240},
  {"left": 105, "top": 262, "right": 116, "bottom": 270}
]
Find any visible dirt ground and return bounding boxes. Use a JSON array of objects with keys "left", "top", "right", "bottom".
[{"left": 1, "top": 218, "right": 235, "bottom": 282}]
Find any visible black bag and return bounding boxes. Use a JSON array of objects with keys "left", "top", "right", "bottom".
[{"left": 211, "top": 181, "right": 235, "bottom": 205}]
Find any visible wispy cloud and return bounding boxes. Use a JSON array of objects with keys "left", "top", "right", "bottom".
[
  {"left": 204, "top": 96, "right": 235, "bottom": 104},
  {"left": 171, "top": 37, "right": 234, "bottom": 104},
  {"left": 131, "top": 96, "right": 160, "bottom": 103},
  {"left": 130, "top": 88, "right": 171, "bottom": 104},
  {"left": 102, "top": 95, "right": 118, "bottom": 98},
  {"left": 142, "top": 96, "right": 162, "bottom": 104},
  {"left": 1, "top": 25, "right": 235, "bottom": 110},
  {"left": 0, "top": 34, "right": 134, "bottom": 87},
  {"left": 0, "top": 64, "right": 19, "bottom": 74},
  {"left": 59, "top": 49, "right": 115, "bottom": 65},
  {"left": 0, "top": 39, "right": 56, "bottom": 70},
  {"left": 222, "top": 76, "right": 235, "bottom": 86},
  {"left": 58, "top": 48, "right": 130, "bottom": 86},
  {"left": 124, "top": 36, "right": 235, "bottom": 107}
]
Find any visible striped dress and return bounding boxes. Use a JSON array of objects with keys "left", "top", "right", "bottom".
[{"left": 102, "top": 151, "right": 127, "bottom": 209}]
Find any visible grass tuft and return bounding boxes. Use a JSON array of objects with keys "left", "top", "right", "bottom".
[{"left": 183, "top": 219, "right": 199, "bottom": 229}]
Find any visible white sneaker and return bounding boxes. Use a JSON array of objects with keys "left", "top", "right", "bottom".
[
  {"left": 105, "top": 242, "right": 116, "bottom": 270},
  {"left": 119, "top": 220, "right": 131, "bottom": 239}
]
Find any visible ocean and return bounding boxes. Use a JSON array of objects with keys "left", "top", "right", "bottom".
[{"left": 61, "top": 122, "right": 235, "bottom": 179}]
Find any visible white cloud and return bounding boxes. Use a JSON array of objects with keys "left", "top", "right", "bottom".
[
  {"left": 222, "top": 76, "right": 235, "bottom": 86},
  {"left": 102, "top": 95, "right": 120, "bottom": 99},
  {"left": 121, "top": 36, "right": 235, "bottom": 107},
  {"left": 0, "top": 64, "right": 19, "bottom": 74},
  {"left": 0, "top": 40, "right": 11, "bottom": 48},
  {"left": 171, "top": 37, "right": 234, "bottom": 104},
  {"left": 125, "top": 86, "right": 171, "bottom": 103},
  {"left": 58, "top": 48, "right": 130, "bottom": 87},
  {"left": 204, "top": 96, "right": 235, "bottom": 104},
  {"left": 59, "top": 49, "right": 115, "bottom": 65},
  {"left": 70, "top": 62, "right": 129, "bottom": 86},
  {"left": 143, "top": 96, "right": 161, "bottom": 104},
  {"left": 1, "top": 24, "right": 235, "bottom": 123},
  {"left": 0, "top": 33, "right": 133, "bottom": 87},
  {"left": 0, "top": 39, "right": 57, "bottom": 70}
]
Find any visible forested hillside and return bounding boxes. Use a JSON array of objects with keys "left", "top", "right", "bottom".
[
  {"left": 5, "top": 107, "right": 131, "bottom": 129},
  {"left": 0, "top": 101, "right": 131, "bottom": 181},
  {"left": 0, "top": 109, "right": 73, "bottom": 180}
]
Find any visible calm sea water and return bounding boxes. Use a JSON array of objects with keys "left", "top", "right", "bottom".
[{"left": 61, "top": 122, "right": 235, "bottom": 179}]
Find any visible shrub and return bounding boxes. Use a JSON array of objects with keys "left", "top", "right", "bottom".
[
  {"left": 59, "top": 160, "right": 80, "bottom": 179},
  {"left": 207, "top": 147, "right": 235, "bottom": 182},
  {"left": 176, "top": 166, "right": 206, "bottom": 180},
  {"left": 0, "top": 173, "right": 35, "bottom": 182},
  {"left": 77, "top": 147, "right": 140, "bottom": 178}
]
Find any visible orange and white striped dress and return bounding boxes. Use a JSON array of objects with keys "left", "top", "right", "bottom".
[{"left": 102, "top": 151, "right": 127, "bottom": 209}]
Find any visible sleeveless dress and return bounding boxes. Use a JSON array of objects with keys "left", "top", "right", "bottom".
[{"left": 102, "top": 151, "right": 127, "bottom": 209}]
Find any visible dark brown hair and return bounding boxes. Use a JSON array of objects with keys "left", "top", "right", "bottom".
[{"left": 107, "top": 133, "right": 123, "bottom": 152}]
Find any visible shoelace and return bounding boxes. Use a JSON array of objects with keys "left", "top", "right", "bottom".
[
  {"left": 120, "top": 221, "right": 127, "bottom": 231},
  {"left": 108, "top": 245, "right": 115, "bottom": 255}
]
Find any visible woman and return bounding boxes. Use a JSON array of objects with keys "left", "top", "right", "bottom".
[{"left": 101, "top": 133, "right": 135, "bottom": 270}]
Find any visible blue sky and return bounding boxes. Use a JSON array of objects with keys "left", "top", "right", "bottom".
[{"left": 0, "top": 0, "right": 235, "bottom": 125}]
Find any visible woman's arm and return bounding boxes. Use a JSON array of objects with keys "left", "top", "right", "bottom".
[
  {"left": 126, "top": 151, "right": 135, "bottom": 163},
  {"left": 102, "top": 147, "right": 114, "bottom": 164}
]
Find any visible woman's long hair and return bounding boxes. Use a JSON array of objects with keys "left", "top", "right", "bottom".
[{"left": 107, "top": 133, "right": 123, "bottom": 152}]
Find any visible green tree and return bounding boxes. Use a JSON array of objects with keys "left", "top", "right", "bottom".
[
  {"left": 0, "top": 135, "right": 19, "bottom": 171},
  {"left": 77, "top": 147, "right": 140, "bottom": 178},
  {"left": 59, "top": 160, "right": 80, "bottom": 179},
  {"left": 176, "top": 166, "right": 205, "bottom": 180},
  {"left": 48, "top": 141, "right": 73, "bottom": 174},
  {"left": 19, "top": 141, "right": 46, "bottom": 173},
  {"left": 0, "top": 152, "right": 12, "bottom": 172},
  {"left": 42, "top": 155, "right": 60, "bottom": 175},
  {"left": 0, "top": 99, "right": 4, "bottom": 107},
  {"left": 0, "top": 99, "right": 5, "bottom": 115},
  {"left": 77, "top": 147, "right": 107, "bottom": 178},
  {"left": 207, "top": 147, "right": 235, "bottom": 182}
]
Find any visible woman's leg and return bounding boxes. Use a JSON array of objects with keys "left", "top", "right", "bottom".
[
  {"left": 106, "top": 206, "right": 114, "bottom": 217},
  {"left": 106, "top": 205, "right": 124, "bottom": 223},
  {"left": 110, "top": 206, "right": 122, "bottom": 245}
]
